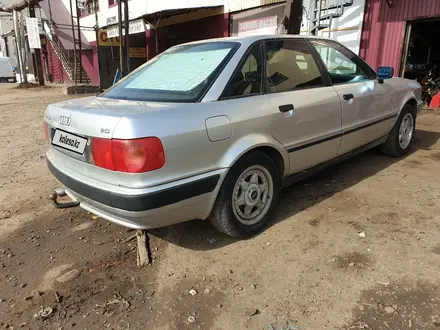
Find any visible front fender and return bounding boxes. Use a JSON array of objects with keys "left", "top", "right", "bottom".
[
  {"left": 393, "top": 79, "right": 422, "bottom": 118},
  {"left": 398, "top": 94, "right": 418, "bottom": 113},
  {"left": 218, "top": 134, "right": 290, "bottom": 176}
]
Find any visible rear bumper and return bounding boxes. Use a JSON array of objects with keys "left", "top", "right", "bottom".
[{"left": 47, "top": 159, "right": 226, "bottom": 229}]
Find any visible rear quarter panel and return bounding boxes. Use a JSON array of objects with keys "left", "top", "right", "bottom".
[{"left": 113, "top": 94, "right": 289, "bottom": 188}]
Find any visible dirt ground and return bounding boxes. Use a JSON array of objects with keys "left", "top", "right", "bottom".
[{"left": 1, "top": 84, "right": 440, "bottom": 330}]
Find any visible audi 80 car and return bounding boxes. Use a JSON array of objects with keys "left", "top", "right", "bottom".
[{"left": 44, "top": 35, "right": 423, "bottom": 237}]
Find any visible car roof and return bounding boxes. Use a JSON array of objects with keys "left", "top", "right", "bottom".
[{"left": 180, "top": 34, "right": 329, "bottom": 47}]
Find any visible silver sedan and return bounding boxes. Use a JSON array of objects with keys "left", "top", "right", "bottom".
[{"left": 44, "top": 35, "right": 423, "bottom": 237}]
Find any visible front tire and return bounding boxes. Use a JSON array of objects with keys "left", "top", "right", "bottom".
[
  {"left": 381, "top": 104, "right": 415, "bottom": 157},
  {"left": 209, "top": 151, "right": 280, "bottom": 238}
]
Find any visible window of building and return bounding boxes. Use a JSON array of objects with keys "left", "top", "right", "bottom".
[
  {"left": 79, "top": 0, "right": 99, "bottom": 17},
  {"left": 109, "top": 0, "right": 118, "bottom": 7},
  {"left": 265, "top": 39, "right": 323, "bottom": 93},
  {"left": 222, "top": 43, "right": 263, "bottom": 98},
  {"left": 310, "top": 40, "right": 375, "bottom": 85}
]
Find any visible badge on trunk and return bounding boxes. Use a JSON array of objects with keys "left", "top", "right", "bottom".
[{"left": 59, "top": 116, "right": 71, "bottom": 126}]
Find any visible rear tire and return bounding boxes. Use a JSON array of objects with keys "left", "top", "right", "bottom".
[
  {"left": 209, "top": 151, "right": 280, "bottom": 238},
  {"left": 381, "top": 104, "right": 415, "bottom": 157},
  {"left": 0, "top": 78, "right": 7, "bottom": 83}
]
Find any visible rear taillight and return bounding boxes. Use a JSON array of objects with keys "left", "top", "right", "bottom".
[
  {"left": 43, "top": 122, "right": 49, "bottom": 141},
  {"left": 91, "top": 138, "right": 113, "bottom": 170},
  {"left": 91, "top": 137, "right": 165, "bottom": 173}
]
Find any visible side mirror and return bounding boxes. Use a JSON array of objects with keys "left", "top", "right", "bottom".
[{"left": 377, "top": 66, "right": 394, "bottom": 83}]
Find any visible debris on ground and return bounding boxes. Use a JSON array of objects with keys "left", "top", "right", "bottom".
[
  {"left": 206, "top": 238, "right": 216, "bottom": 245},
  {"left": 246, "top": 308, "right": 260, "bottom": 316},
  {"left": 376, "top": 280, "right": 390, "bottom": 286},
  {"left": 347, "top": 321, "right": 373, "bottom": 329},
  {"left": 189, "top": 289, "right": 197, "bottom": 296},
  {"left": 93, "top": 292, "right": 131, "bottom": 317},
  {"left": 0, "top": 212, "right": 11, "bottom": 220},
  {"left": 136, "top": 230, "right": 151, "bottom": 267},
  {"left": 268, "top": 323, "right": 299, "bottom": 330},
  {"left": 357, "top": 231, "right": 366, "bottom": 238},
  {"left": 16, "top": 82, "right": 40, "bottom": 89},
  {"left": 187, "top": 315, "right": 195, "bottom": 323},
  {"left": 123, "top": 235, "right": 136, "bottom": 243},
  {"left": 56, "top": 269, "right": 80, "bottom": 283},
  {"left": 32, "top": 291, "right": 43, "bottom": 297},
  {"left": 307, "top": 306, "right": 320, "bottom": 313},
  {"left": 33, "top": 306, "right": 54, "bottom": 319},
  {"left": 384, "top": 306, "right": 395, "bottom": 314}
]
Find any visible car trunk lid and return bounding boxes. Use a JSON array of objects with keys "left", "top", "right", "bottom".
[{"left": 44, "top": 96, "right": 188, "bottom": 188}]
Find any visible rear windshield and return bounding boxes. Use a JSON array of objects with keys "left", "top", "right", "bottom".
[{"left": 102, "top": 42, "right": 239, "bottom": 103}]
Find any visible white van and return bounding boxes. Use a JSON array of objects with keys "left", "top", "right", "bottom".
[{"left": 0, "top": 57, "right": 15, "bottom": 83}]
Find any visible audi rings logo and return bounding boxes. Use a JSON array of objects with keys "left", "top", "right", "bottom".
[{"left": 59, "top": 116, "right": 71, "bottom": 126}]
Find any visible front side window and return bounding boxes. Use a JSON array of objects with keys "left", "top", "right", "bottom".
[
  {"left": 103, "top": 42, "right": 238, "bottom": 102},
  {"left": 222, "top": 43, "right": 263, "bottom": 98},
  {"left": 310, "top": 40, "right": 375, "bottom": 84},
  {"left": 265, "top": 39, "right": 324, "bottom": 93}
]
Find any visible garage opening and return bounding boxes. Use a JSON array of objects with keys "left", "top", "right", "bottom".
[{"left": 402, "top": 18, "right": 440, "bottom": 106}]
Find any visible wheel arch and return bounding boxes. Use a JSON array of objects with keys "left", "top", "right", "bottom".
[
  {"left": 218, "top": 134, "right": 289, "bottom": 179},
  {"left": 397, "top": 89, "right": 418, "bottom": 117},
  {"left": 390, "top": 95, "right": 418, "bottom": 132},
  {"left": 404, "top": 98, "right": 418, "bottom": 117}
]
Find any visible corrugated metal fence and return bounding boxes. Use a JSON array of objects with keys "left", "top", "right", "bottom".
[{"left": 360, "top": 0, "right": 440, "bottom": 73}]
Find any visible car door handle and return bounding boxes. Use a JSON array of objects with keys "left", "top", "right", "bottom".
[
  {"left": 279, "top": 104, "right": 294, "bottom": 112},
  {"left": 343, "top": 94, "right": 354, "bottom": 101}
]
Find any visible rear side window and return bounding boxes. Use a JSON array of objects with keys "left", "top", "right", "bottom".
[
  {"left": 265, "top": 39, "right": 324, "bottom": 93},
  {"left": 310, "top": 40, "right": 375, "bottom": 85},
  {"left": 222, "top": 43, "right": 263, "bottom": 98}
]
